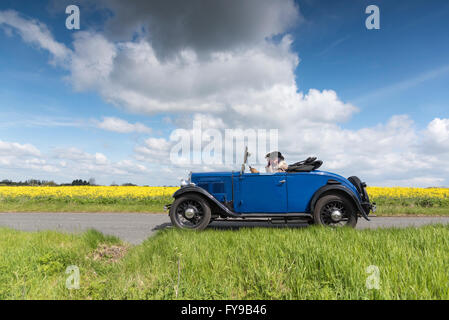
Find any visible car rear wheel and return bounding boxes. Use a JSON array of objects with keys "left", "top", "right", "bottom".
[
  {"left": 313, "top": 194, "right": 358, "bottom": 228},
  {"left": 169, "top": 194, "right": 211, "bottom": 230}
]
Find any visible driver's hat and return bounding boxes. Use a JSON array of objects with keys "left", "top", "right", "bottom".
[{"left": 265, "top": 151, "right": 284, "bottom": 160}]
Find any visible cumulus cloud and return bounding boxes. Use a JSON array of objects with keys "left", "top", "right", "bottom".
[
  {"left": 69, "top": 31, "right": 117, "bottom": 91},
  {"left": 52, "top": 147, "right": 151, "bottom": 177},
  {"left": 97, "top": 117, "right": 152, "bottom": 134},
  {"left": 0, "top": 145, "right": 153, "bottom": 184},
  {"left": 0, "top": 140, "right": 41, "bottom": 157},
  {"left": 64, "top": 30, "right": 357, "bottom": 129},
  {"left": 0, "top": 7, "right": 348, "bottom": 124},
  {"left": 135, "top": 137, "right": 172, "bottom": 162},
  {"left": 0, "top": 140, "right": 58, "bottom": 173},
  {"left": 97, "top": 0, "right": 300, "bottom": 58},
  {"left": 66, "top": 32, "right": 300, "bottom": 115},
  {"left": 423, "top": 118, "right": 449, "bottom": 154},
  {"left": 131, "top": 113, "right": 449, "bottom": 186}
]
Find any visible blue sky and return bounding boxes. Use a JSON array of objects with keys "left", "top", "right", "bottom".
[
  {"left": 0, "top": 0, "right": 448, "bottom": 186},
  {"left": 293, "top": 1, "right": 449, "bottom": 128}
]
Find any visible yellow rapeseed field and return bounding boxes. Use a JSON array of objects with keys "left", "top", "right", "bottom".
[
  {"left": 0, "top": 186, "right": 179, "bottom": 199},
  {"left": 0, "top": 186, "right": 448, "bottom": 199},
  {"left": 1, "top": 186, "right": 448, "bottom": 214},
  {"left": 366, "top": 187, "right": 449, "bottom": 199}
]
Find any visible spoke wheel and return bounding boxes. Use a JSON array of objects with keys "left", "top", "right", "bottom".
[
  {"left": 313, "top": 194, "right": 357, "bottom": 228},
  {"left": 169, "top": 195, "right": 211, "bottom": 230}
]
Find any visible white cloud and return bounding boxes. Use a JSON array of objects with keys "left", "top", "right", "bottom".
[
  {"left": 423, "top": 118, "right": 449, "bottom": 153},
  {"left": 134, "top": 137, "right": 172, "bottom": 162},
  {"left": 0, "top": 140, "right": 59, "bottom": 173},
  {"left": 66, "top": 33, "right": 300, "bottom": 115},
  {"left": 95, "top": 153, "right": 108, "bottom": 165},
  {"left": 379, "top": 176, "right": 446, "bottom": 188},
  {"left": 69, "top": 31, "right": 117, "bottom": 91},
  {"left": 48, "top": 148, "right": 152, "bottom": 183},
  {"left": 0, "top": 10, "right": 70, "bottom": 65},
  {"left": 0, "top": 140, "right": 41, "bottom": 156},
  {"left": 144, "top": 138, "right": 172, "bottom": 151},
  {"left": 97, "top": 117, "right": 152, "bottom": 134},
  {"left": 29, "top": 146, "right": 152, "bottom": 184},
  {"left": 131, "top": 114, "right": 449, "bottom": 186},
  {"left": 53, "top": 147, "right": 92, "bottom": 161},
  {"left": 0, "top": 141, "right": 154, "bottom": 186}
]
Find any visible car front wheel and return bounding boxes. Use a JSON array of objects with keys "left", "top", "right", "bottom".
[
  {"left": 169, "top": 194, "right": 211, "bottom": 230},
  {"left": 313, "top": 194, "right": 358, "bottom": 228}
]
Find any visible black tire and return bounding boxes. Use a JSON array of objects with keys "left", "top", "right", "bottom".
[
  {"left": 348, "top": 176, "right": 363, "bottom": 194},
  {"left": 313, "top": 194, "right": 358, "bottom": 228},
  {"left": 348, "top": 176, "right": 370, "bottom": 202},
  {"left": 169, "top": 194, "right": 211, "bottom": 230}
]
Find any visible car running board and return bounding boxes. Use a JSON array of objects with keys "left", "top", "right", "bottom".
[{"left": 228, "top": 213, "right": 313, "bottom": 219}]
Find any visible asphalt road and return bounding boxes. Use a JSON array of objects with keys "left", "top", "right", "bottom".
[{"left": 1, "top": 213, "right": 449, "bottom": 244}]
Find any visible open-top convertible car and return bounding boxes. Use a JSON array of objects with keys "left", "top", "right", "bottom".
[{"left": 166, "top": 148, "right": 375, "bottom": 229}]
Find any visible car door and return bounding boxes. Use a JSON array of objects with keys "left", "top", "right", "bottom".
[
  {"left": 286, "top": 172, "right": 329, "bottom": 212},
  {"left": 235, "top": 172, "right": 287, "bottom": 213}
]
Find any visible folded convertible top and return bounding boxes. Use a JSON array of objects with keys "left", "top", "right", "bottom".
[{"left": 287, "top": 157, "right": 323, "bottom": 172}]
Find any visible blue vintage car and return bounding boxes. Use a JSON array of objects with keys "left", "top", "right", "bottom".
[{"left": 167, "top": 148, "right": 375, "bottom": 229}]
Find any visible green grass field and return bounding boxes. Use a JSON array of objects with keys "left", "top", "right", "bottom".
[
  {"left": 0, "top": 196, "right": 172, "bottom": 213},
  {"left": 1, "top": 195, "right": 449, "bottom": 215},
  {"left": 373, "top": 196, "right": 449, "bottom": 216},
  {"left": 1, "top": 225, "right": 449, "bottom": 299}
]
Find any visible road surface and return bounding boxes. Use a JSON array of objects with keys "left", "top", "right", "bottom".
[{"left": 1, "top": 213, "right": 449, "bottom": 244}]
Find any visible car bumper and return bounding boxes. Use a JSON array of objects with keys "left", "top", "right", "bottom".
[{"left": 361, "top": 201, "right": 376, "bottom": 219}]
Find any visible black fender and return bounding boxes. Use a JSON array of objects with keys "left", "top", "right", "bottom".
[
  {"left": 172, "top": 185, "right": 238, "bottom": 217},
  {"left": 310, "top": 184, "right": 370, "bottom": 221}
]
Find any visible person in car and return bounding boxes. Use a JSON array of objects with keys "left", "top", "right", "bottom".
[{"left": 265, "top": 151, "right": 288, "bottom": 173}]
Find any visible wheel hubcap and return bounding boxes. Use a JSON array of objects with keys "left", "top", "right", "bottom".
[
  {"left": 320, "top": 200, "right": 350, "bottom": 227},
  {"left": 184, "top": 207, "right": 196, "bottom": 219},
  {"left": 331, "top": 209, "right": 342, "bottom": 222}
]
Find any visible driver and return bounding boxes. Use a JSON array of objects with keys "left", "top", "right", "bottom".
[{"left": 265, "top": 151, "right": 288, "bottom": 173}]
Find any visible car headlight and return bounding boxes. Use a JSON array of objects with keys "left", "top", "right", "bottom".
[{"left": 180, "top": 172, "right": 194, "bottom": 187}]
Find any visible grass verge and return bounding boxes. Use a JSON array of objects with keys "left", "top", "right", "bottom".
[{"left": 1, "top": 225, "right": 449, "bottom": 299}]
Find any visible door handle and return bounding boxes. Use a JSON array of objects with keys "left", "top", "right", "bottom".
[{"left": 279, "top": 180, "right": 286, "bottom": 183}]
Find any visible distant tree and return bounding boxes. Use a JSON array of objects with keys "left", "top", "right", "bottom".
[
  {"left": 88, "top": 177, "right": 96, "bottom": 186},
  {"left": 0, "top": 179, "right": 12, "bottom": 185},
  {"left": 0, "top": 179, "right": 62, "bottom": 186},
  {"left": 71, "top": 179, "right": 90, "bottom": 186},
  {"left": 27, "top": 179, "right": 43, "bottom": 186},
  {"left": 110, "top": 181, "right": 118, "bottom": 186},
  {"left": 121, "top": 183, "right": 137, "bottom": 186}
]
